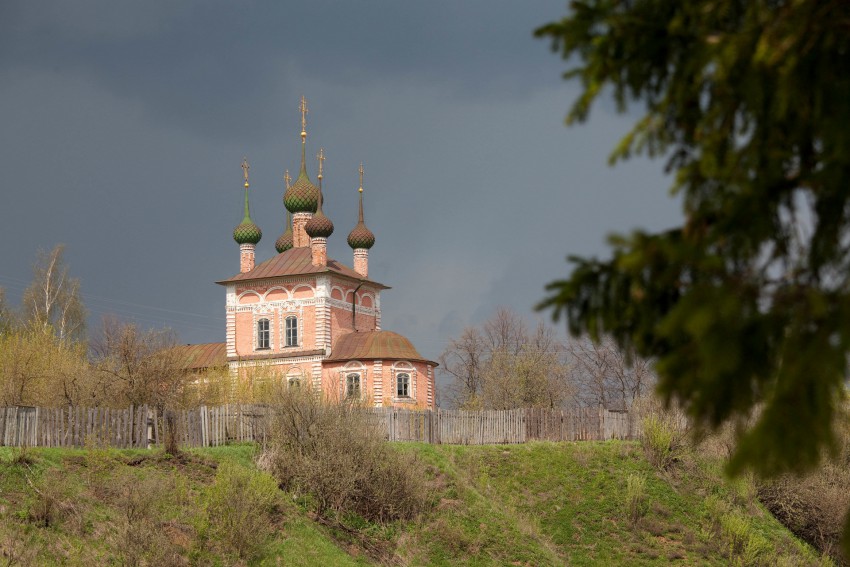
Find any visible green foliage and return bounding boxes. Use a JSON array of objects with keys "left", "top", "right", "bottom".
[
  {"left": 625, "top": 472, "right": 648, "bottom": 525},
  {"left": 203, "top": 461, "right": 281, "bottom": 560},
  {"left": 0, "top": 324, "right": 90, "bottom": 406},
  {"left": 641, "top": 413, "right": 687, "bottom": 471},
  {"left": 537, "top": 0, "right": 850, "bottom": 508}
]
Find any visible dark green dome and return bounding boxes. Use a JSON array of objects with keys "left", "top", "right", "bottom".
[
  {"left": 234, "top": 181, "right": 262, "bottom": 245},
  {"left": 284, "top": 171, "right": 319, "bottom": 213},
  {"left": 347, "top": 189, "right": 375, "bottom": 249},
  {"left": 347, "top": 222, "right": 375, "bottom": 249},
  {"left": 234, "top": 220, "right": 262, "bottom": 245},
  {"left": 284, "top": 139, "right": 319, "bottom": 213},
  {"left": 275, "top": 211, "right": 294, "bottom": 253},
  {"left": 305, "top": 185, "right": 334, "bottom": 238}
]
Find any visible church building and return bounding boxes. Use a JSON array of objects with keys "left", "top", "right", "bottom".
[{"left": 191, "top": 98, "right": 437, "bottom": 409}]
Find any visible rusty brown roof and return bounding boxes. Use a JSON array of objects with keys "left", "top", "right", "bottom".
[
  {"left": 216, "top": 246, "right": 388, "bottom": 288},
  {"left": 178, "top": 342, "right": 227, "bottom": 370},
  {"left": 327, "top": 331, "right": 437, "bottom": 365}
]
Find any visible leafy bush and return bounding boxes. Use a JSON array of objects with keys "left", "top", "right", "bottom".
[
  {"left": 633, "top": 396, "right": 690, "bottom": 471},
  {"left": 203, "top": 461, "right": 280, "bottom": 560},
  {"left": 262, "top": 387, "right": 430, "bottom": 524},
  {"left": 641, "top": 413, "right": 687, "bottom": 471}
]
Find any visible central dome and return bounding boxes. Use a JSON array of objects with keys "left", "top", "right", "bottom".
[{"left": 284, "top": 169, "right": 319, "bottom": 213}]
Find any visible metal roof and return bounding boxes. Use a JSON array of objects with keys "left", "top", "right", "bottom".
[
  {"left": 327, "top": 330, "right": 437, "bottom": 365},
  {"left": 178, "top": 342, "right": 227, "bottom": 370},
  {"left": 216, "top": 246, "right": 388, "bottom": 288}
]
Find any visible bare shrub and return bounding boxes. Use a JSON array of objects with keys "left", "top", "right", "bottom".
[
  {"left": 25, "top": 469, "right": 76, "bottom": 529},
  {"left": 262, "top": 386, "right": 429, "bottom": 523},
  {"left": 758, "top": 462, "right": 850, "bottom": 564},
  {"left": 108, "top": 469, "right": 168, "bottom": 567},
  {"left": 92, "top": 317, "right": 187, "bottom": 409},
  {"left": 0, "top": 521, "right": 39, "bottom": 566},
  {"left": 202, "top": 462, "right": 280, "bottom": 561}
]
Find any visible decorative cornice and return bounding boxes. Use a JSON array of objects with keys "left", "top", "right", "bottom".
[{"left": 227, "top": 349, "right": 324, "bottom": 363}]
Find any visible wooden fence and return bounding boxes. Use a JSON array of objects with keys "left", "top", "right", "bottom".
[
  {"left": 367, "top": 407, "right": 635, "bottom": 444},
  {"left": 0, "top": 405, "right": 635, "bottom": 449}
]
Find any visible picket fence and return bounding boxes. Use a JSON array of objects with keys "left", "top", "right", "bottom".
[{"left": 0, "top": 405, "right": 635, "bottom": 449}]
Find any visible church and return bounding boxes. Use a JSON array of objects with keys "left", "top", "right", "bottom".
[{"left": 185, "top": 98, "right": 437, "bottom": 409}]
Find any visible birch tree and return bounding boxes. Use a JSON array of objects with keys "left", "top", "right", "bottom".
[{"left": 21, "top": 245, "right": 86, "bottom": 343}]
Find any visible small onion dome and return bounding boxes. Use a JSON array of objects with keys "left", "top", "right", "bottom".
[
  {"left": 347, "top": 188, "right": 375, "bottom": 249},
  {"left": 305, "top": 209, "right": 334, "bottom": 238},
  {"left": 234, "top": 180, "right": 262, "bottom": 244},
  {"left": 233, "top": 219, "right": 262, "bottom": 245},
  {"left": 305, "top": 191, "right": 334, "bottom": 238},
  {"left": 347, "top": 222, "right": 375, "bottom": 249},
  {"left": 275, "top": 212, "right": 294, "bottom": 253}
]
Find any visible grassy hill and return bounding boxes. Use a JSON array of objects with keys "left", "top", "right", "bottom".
[{"left": 0, "top": 441, "right": 830, "bottom": 566}]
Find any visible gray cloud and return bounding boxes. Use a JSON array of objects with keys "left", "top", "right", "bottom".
[{"left": 0, "top": 1, "right": 682, "bottom": 366}]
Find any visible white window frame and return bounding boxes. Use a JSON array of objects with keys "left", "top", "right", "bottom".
[
  {"left": 346, "top": 372, "right": 361, "bottom": 400},
  {"left": 396, "top": 372, "right": 411, "bottom": 398},
  {"left": 257, "top": 318, "right": 271, "bottom": 350},
  {"left": 285, "top": 315, "right": 298, "bottom": 347},
  {"left": 286, "top": 366, "right": 303, "bottom": 387},
  {"left": 392, "top": 362, "right": 416, "bottom": 403}
]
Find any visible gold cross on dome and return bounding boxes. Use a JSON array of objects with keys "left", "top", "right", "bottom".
[
  {"left": 241, "top": 157, "right": 250, "bottom": 184},
  {"left": 358, "top": 162, "right": 364, "bottom": 193},
  {"left": 299, "top": 95, "right": 308, "bottom": 132},
  {"left": 284, "top": 169, "right": 291, "bottom": 189},
  {"left": 317, "top": 148, "right": 325, "bottom": 177}
]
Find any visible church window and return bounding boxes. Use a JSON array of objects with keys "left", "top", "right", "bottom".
[
  {"left": 285, "top": 316, "right": 298, "bottom": 347},
  {"left": 287, "top": 367, "right": 303, "bottom": 387},
  {"left": 257, "top": 318, "right": 270, "bottom": 349},
  {"left": 346, "top": 373, "right": 361, "bottom": 399},
  {"left": 396, "top": 373, "right": 410, "bottom": 397}
]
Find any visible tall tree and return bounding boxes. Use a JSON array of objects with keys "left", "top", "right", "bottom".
[
  {"left": 22, "top": 245, "right": 86, "bottom": 343},
  {"left": 92, "top": 317, "right": 186, "bottom": 409},
  {"left": 536, "top": 0, "right": 850, "bottom": 543},
  {"left": 440, "top": 309, "right": 573, "bottom": 409},
  {"left": 567, "top": 337, "right": 654, "bottom": 409}
]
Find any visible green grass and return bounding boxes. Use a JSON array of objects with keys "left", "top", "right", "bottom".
[
  {"left": 388, "top": 442, "right": 829, "bottom": 566},
  {"left": 0, "top": 444, "right": 366, "bottom": 566},
  {"left": 0, "top": 442, "right": 831, "bottom": 566}
]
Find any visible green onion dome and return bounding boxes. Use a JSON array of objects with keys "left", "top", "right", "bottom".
[
  {"left": 284, "top": 136, "right": 319, "bottom": 213},
  {"left": 275, "top": 211, "right": 294, "bottom": 253},
  {"left": 234, "top": 181, "right": 262, "bottom": 245},
  {"left": 234, "top": 221, "right": 262, "bottom": 244},
  {"left": 347, "top": 188, "right": 375, "bottom": 249},
  {"left": 305, "top": 184, "right": 334, "bottom": 238}
]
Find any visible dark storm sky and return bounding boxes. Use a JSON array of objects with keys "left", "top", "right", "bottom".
[{"left": 0, "top": 1, "right": 681, "bottom": 362}]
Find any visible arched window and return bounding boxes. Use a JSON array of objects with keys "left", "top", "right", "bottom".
[
  {"left": 396, "top": 372, "right": 410, "bottom": 398},
  {"left": 257, "top": 318, "right": 270, "bottom": 349},
  {"left": 287, "top": 367, "right": 303, "bottom": 387},
  {"left": 285, "top": 316, "right": 298, "bottom": 347},
  {"left": 346, "top": 373, "right": 361, "bottom": 399}
]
